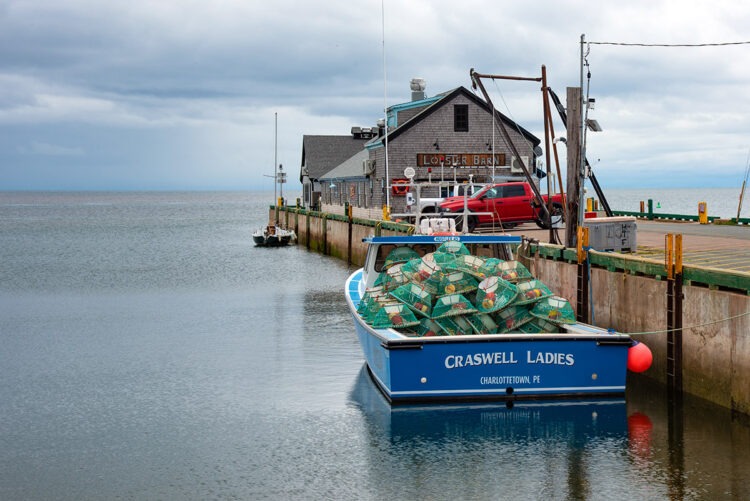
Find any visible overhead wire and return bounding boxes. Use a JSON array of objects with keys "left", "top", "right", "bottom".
[{"left": 588, "top": 40, "right": 750, "bottom": 47}]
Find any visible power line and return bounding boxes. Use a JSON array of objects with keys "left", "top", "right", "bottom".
[{"left": 589, "top": 40, "right": 750, "bottom": 47}]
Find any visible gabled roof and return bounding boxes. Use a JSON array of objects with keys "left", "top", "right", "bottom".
[
  {"left": 300, "top": 135, "right": 369, "bottom": 182},
  {"left": 370, "top": 86, "right": 540, "bottom": 147},
  {"left": 319, "top": 149, "right": 369, "bottom": 181}
]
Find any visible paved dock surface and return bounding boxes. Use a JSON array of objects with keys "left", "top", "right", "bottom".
[{"left": 502, "top": 220, "right": 750, "bottom": 274}]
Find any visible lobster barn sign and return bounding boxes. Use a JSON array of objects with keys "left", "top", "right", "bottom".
[{"left": 417, "top": 153, "right": 506, "bottom": 168}]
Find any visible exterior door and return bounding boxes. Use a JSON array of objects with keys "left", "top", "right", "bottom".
[{"left": 497, "top": 184, "right": 532, "bottom": 221}]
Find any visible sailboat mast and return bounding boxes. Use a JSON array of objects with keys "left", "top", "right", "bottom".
[{"left": 382, "top": 0, "right": 390, "bottom": 211}]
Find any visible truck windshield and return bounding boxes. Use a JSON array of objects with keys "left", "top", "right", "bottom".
[{"left": 470, "top": 187, "right": 488, "bottom": 199}]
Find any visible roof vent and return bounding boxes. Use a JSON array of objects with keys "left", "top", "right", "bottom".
[{"left": 410, "top": 77, "right": 426, "bottom": 101}]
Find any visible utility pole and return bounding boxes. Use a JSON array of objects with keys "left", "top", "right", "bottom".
[{"left": 565, "top": 87, "right": 582, "bottom": 248}]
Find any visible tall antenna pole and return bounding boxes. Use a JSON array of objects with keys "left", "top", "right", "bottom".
[
  {"left": 382, "top": 0, "right": 390, "bottom": 210},
  {"left": 578, "top": 34, "right": 587, "bottom": 229}
]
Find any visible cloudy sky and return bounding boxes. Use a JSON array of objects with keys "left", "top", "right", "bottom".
[{"left": 2, "top": 0, "right": 750, "bottom": 190}]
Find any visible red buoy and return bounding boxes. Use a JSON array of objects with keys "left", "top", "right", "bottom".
[{"left": 627, "top": 341, "right": 653, "bottom": 373}]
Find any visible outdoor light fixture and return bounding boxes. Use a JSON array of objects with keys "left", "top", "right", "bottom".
[
  {"left": 586, "top": 119, "right": 602, "bottom": 132},
  {"left": 433, "top": 140, "right": 440, "bottom": 151}
]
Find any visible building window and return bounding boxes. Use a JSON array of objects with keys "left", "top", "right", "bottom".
[{"left": 454, "top": 104, "right": 468, "bottom": 132}]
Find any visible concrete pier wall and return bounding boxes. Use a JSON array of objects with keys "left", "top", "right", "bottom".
[
  {"left": 531, "top": 255, "right": 750, "bottom": 416},
  {"left": 271, "top": 208, "right": 750, "bottom": 416}
]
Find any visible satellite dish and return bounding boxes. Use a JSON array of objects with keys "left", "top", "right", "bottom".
[
  {"left": 533, "top": 146, "right": 543, "bottom": 156},
  {"left": 404, "top": 167, "right": 416, "bottom": 179}
]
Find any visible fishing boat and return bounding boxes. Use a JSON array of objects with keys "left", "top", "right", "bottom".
[
  {"left": 252, "top": 225, "right": 296, "bottom": 247},
  {"left": 345, "top": 225, "right": 650, "bottom": 403}
]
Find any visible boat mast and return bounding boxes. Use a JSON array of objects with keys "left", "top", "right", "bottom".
[{"left": 382, "top": 0, "right": 390, "bottom": 212}]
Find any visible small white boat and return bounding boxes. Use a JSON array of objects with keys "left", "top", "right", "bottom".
[{"left": 252, "top": 225, "right": 296, "bottom": 247}]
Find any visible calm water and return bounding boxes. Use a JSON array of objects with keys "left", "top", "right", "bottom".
[
  {"left": 606, "top": 187, "right": 749, "bottom": 219},
  {"left": 1, "top": 191, "right": 748, "bottom": 500}
]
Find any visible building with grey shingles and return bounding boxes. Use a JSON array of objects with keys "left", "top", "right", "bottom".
[
  {"left": 299, "top": 133, "right": 374, "bottom": 210},
  {"left": 303, "top": 80, "right": 542, "bottom": 219}
]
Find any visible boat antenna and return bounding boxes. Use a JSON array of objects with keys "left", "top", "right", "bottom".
[{"left": 382, "top": 0, "right": 390, "bottom": 212}]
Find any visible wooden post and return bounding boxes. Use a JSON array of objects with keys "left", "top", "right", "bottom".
[
  {"left": 667, "top": 234, "right": 684, "bottom": 393},
  {"left": 347, "top": 203, "right": 353, "bottom": 266},
  {"left": 565, "top": 87, "right": 582, "bottom": 248},
  {"left": 575, "top": 226, "right": 589, "bottom": 323}
]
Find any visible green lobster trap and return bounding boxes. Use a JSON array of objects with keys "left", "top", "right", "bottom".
[
  {"left": 434, "top": 314, "right": 476, "bottom": 336},
  {"left": 530, "top": 296, "right": 576, "bottom": 325},
  {"left": 400, "top": 256, "right": 443, "bottom": 295},
  {"left": 436, "top": 240, "right": 470, "bottom": 256},
  {"left": 416, "top": 318, "right": 446, "bottom": 337},
  {"left": 437, "top": 271, "right": 479, "bottom": 297},
  {"left": 383, "top": 246, "right": 420, "bottom": 270},
  {"left": 475, "top": 276, "right": 518, "bottom": 313},
  {"left": 388, "top": 283, "right": 434, "bottom": 318},
  {"left": 371, "top": 303, "right": 421, "bottom": 329},
  {"left": 495, "top": 260, "right": 533, "bottom": 283},
  {"left": 374, "top": 263, "right": 410, "bottom": 291},
  {"left": 493, "top": 305, "right": 534, "bottom": 333},
  {"left": 432, "top": 293, "right": 478, "bottom": 318},
  {"left": 514, "top": 279, "right": 553, "bottom": 306}
]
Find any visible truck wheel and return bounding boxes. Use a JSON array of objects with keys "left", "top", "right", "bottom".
[
  {"left": 456, "top": 215, "right": 476, "bottom": 233},
  {"left": 535, "top": 204, "right": 564, "bottom": 229}
]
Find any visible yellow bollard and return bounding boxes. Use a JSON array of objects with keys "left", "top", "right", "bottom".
[
  {"left": 698, "top": 201, "right": 708, "bottom": 224},
  {"left": 382, "top": 205, "right": 391, "bottom": 221},
  {"left": 586, "top": 197, "right": 594, "bottom": 213}
]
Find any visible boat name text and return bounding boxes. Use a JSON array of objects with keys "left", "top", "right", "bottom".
[
  {"left": 444, "top": 350, "right": 575, "bottom": 369},
  {"left": 445, "top": 352, "right": 517, "bottom": 369}
]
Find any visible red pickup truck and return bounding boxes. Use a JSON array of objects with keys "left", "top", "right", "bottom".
[{"left": 439, "top": 181, "right": 564, "bottom": 231}]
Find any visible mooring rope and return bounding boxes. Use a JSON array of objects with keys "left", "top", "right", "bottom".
[{"left": 627, "top": 309, "right": 750, "bottom": 336}]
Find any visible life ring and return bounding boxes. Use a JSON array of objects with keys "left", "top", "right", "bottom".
[{"left": 391, "top": 179, "right": 410, "bottom": 196}]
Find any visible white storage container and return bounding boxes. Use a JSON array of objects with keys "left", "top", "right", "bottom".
[{"left": 582, "top": 216, "right": 637, "bottom": 252}]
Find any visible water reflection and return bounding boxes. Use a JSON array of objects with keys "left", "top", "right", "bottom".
[
  {"left": 349, "top": 365, "right": 639, "bottom": 500},
  {"left": 625, "top": 375, "right": 750, "bottom": 500},
  {"left": 350, "top": 365, "right": 629, "bottom": 443},
  {"left": 349, "top": 368, "right": 750, "bottom": 500}
]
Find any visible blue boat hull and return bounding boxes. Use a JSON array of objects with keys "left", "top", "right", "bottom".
[{"left": 347, "top": 269, "right": 631, "bottom": 403}]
